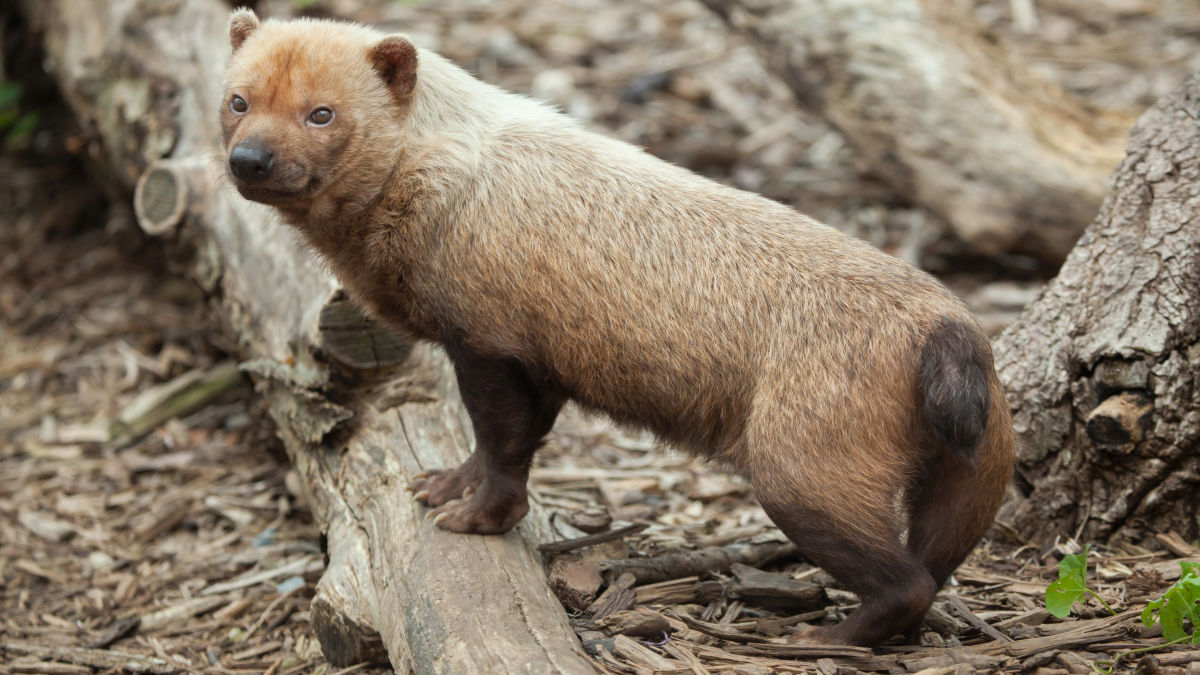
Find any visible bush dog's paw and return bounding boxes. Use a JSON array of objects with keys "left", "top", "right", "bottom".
[
  {"left": 429, "top": 493, "right": 529, "bottom": 535},
  {"left": 409, "top": 465, "right": 482, "bottom": 507}
]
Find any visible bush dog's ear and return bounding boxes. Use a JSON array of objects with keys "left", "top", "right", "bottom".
[
  {"left": 369, "top": 36, "right": 419, "bottom": 99},
  {"left": 229, "top": 8, "right": 261, "bottom": 53}
]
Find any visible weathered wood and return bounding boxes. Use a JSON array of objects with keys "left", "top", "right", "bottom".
[
  {"left": 108, "top": 361, "right": 241, "bottom": 444},
  {"left": 3, "top": 641, "right": 175, "bottom": 674},
  {"left": 595, "top": 608, "right": 675, "bottom": 640},
  {"left": 728, "top": 563, "right": 825, "bottom": 612},
  {"left": 548, "top": 557, "right": 605, "bottom": 612},
  {"left": 1085, "top": 391, "right": 1153, "bottom": 454},
  {"left": 20, "top": 1, "right": 595, "bottom": 671},
  {"left": 994, "top": 73, "right": 1200, "bottom": 545},
  {"left": 563, "top": 508, "right": 613, "bottom": 534},
  {"left": 944, "top": 594, "right": 1011, "bottom": 643},
  {"left": 600, "top": 539, "right": 797, "bottom": 585},
  {"left": 317, "top": 294, "right": 414, "bottom": 380},
  {"left": 539, "top": 521, "right": 649, "bottom": 554},
  {"left": 635, "top": 577, "right": 724, "bottom": 606},
  {"left": 671, "top": 614, "right": 774, "bottom": 644},
  {"left": 587, "top": 572, "right": 638, "bottom": 620},
  {"left": 975, "top": 610, "right": 1143, "bottom": 658},
  {"left": 721, "top": 641, "right": 874, "bottom": 660},
  {"left": 699, "top": 0, "right": 1131, "bottom": 263}
]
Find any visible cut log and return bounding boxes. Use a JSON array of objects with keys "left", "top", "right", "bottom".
[
  {"left": 19, "top": 1, "right": 594, "bottom": 671},
  {"left": 699, "top": 0, "right": 1132, "bottom": 263},
  {"left": 994, "top": 73, "right": 1200, "bottom": 545}
]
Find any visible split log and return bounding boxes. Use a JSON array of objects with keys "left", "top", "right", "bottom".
[
  {"left": 994, "top": 73, "right": 1200, "bottom": 545},
  {"left": 699, "top": 0, "right": 1132, "bottom": 263},
  {"left": 19, "top": 1, "right": 594, "bottom": 672}
]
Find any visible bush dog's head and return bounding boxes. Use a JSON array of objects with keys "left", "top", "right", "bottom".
[{"left": 221, "top": 9, "right": 417, "bottom": 213}]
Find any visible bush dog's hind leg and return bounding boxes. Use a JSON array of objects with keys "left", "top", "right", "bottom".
[
  {"left": 902, "top": 385, "right": 1013, "bottom": 637},
  {"left": 905, "top": 449, "right": 1003, "bottom": 589},
  {"left": 899, "top": 321, "right": 1015, "bottom": 638},
  {"left": 755, "top": 481, "right": 938, "bottom": 646},
  {"left": 413, "top": 341, "right": 563, "bottom": 534}
]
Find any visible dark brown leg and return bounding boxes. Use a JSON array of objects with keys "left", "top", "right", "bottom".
[
  {"left": 905, "top": 453, "right": 984, "bottom": 588},
  {"left": 902, "top": 425, "right": 1011, "bottom": 637},
  {"left": 411, "top": 343, "right": 562, "bottom": 534},
  {"left": 755, "top": 488, "right": 937, "bottom": 647}
]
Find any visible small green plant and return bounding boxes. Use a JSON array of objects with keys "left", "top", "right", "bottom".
[
  {"left": 1141, "top": 561, "right": 1200, "bottom": 642},
  {"left": 1044, "top": 545, "right": 1117, "bottom": 618},
  {"left": 1089, "top": 560, "right": 1199, "bottom": 673},
  {"left": 0, "top": 81, "right": 40, "bottom": 148},
  {"left": 1089, "top": 562, "right": 1200, "bottom": 672}
]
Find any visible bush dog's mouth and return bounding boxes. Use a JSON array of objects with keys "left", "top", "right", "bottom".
[{"left": 234, "top": 183, "right": 309, "bottom": 206}]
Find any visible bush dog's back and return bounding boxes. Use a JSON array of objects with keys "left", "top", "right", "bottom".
[{"left": 221, "top": 10, "right": 1014, "bottom": 647}]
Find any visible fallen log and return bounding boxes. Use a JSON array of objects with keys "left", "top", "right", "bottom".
[
  {"left": 700, "top": 0, "right": 1132, "bottom": 264},
  {"left": 19, "top": 1, "right": 594, "bottom": 671}
]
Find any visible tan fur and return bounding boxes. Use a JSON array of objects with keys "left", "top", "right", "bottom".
[{"left": 222, "top": 13, "right": 1014, "bottom": 646}]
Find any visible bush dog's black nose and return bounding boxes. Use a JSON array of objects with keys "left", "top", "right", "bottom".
[{"left": 229, "top": 141, "right": 275, "bottom": 182}]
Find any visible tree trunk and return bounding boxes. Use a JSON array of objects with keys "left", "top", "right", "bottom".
[
  {"left": 20, "top": 1, "right": 595, "bottom": 672},
  {"left": 699, "top": 0, "right": 1132, "bottom": 264},
  {"left": 994, "top": 73, "right": 1200, "bottom": 545}
]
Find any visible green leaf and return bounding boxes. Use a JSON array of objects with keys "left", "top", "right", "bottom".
[
  {"left": 1143, "top": 597, "right": 1165, "bottom": 627},
  {"left": 4, "top": 112, "right": 39, "bottom": 146},
  {"left": 0, "top": 81, "right": 22, "bottom": 110},
  {"left": 1160, "top": 591, "right": 1190, "bottom": 642},
  {"left": 1141, "top": 561, "right": 1200, "bottom": 643},
  {"left": 1045, "top": 548, "right": 1089, "bottom": 618}
]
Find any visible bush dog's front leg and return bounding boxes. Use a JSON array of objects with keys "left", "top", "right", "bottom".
[{"left": 415, "top": 340, "right": 563, "bottom": 534}]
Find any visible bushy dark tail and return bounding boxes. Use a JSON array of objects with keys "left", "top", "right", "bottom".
[
  {"left": 918, "top": 317, "right": 992, "bottom": 464},
  {"left": 907, "top": 317, "right": 1013, "bottom": 606}
]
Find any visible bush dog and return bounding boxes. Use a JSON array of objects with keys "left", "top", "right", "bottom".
[{"left": 221, "top": 10, "right": 1014, "bottom": 647}]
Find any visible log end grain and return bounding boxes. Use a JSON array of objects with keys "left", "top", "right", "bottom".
[
  {"left": 318, "top": 295, "right": 414, "bottom": 381},
  {"left": 134, "top": 162, "right": 188, "bottom": 236},
  {"left": 310, "top": 592, "right": 387, "bottom": 667}
]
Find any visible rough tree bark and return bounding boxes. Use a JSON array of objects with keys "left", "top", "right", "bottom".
[
  {"left": 700, "top": 0, "right": 1132, "bottom": 264},
  {"left": 994, "top": 73, "right": 1200, "bottom": 545},
  {"left": 20, "top": 1, "right": 595, "bottom": 672}
]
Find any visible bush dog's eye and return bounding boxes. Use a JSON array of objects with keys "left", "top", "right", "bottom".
[
  {"left": 229, "top": 95, "right": 248, "bottom": 113},
  {"left": 309, "top": 107, "right": 334, "bottom": 126}
]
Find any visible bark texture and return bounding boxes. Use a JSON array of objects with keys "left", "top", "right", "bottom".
[
  {"left": 21, "top": 1, "right": 595, "bottom": 672},
  {"left": 700, "top": 0, "right": 1132, "bottom": 263},
  {"left": 994, "top": 74, "right": 1200, "bottom": 545}
]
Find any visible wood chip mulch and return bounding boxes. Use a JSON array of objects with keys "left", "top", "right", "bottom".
[
  {"left": 533, "top": 412, "right": 1200, "bottom": 675},
  {"left": 0, "top": 150, "right": 384, "bottom": 674}
]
